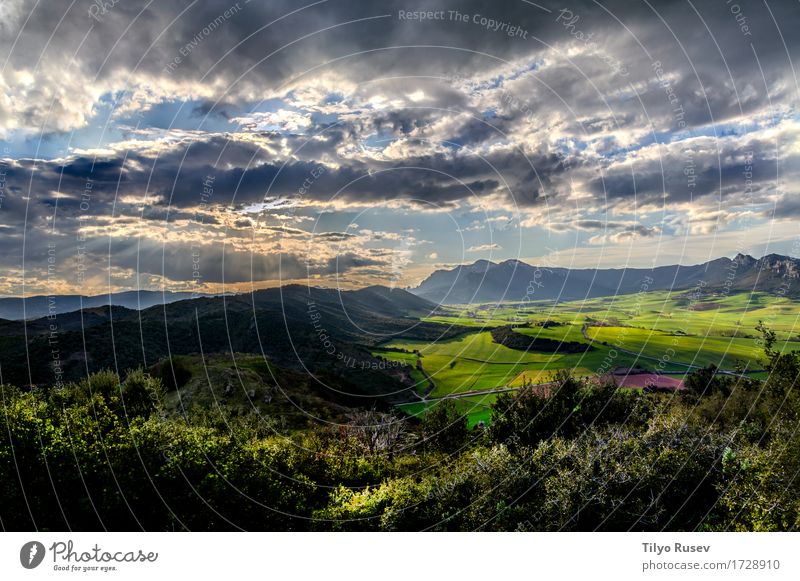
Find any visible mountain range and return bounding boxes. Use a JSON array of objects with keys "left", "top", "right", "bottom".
[
  {"left": 410, "top": 253, "right": 800, "bottom": 304},
  {"left": 4, "top": 252, "right": 800, "bottom": 403},
  {"left": 0, "top": 290, "right": 202, "bottom": 320}
]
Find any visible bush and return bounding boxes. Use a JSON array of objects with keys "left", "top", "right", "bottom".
[
  {"left": 421, "top": 400, "right": 468, "bottom": 453},
  {"left": 488, "top": 372, "right": 650, "bottom": 449},
  {"left": 1, "top": 328, "right": 799, "bottom": 532},
  {"left": 120, "top": 368, "right": 165, "bottom": 420},
  {"left": 150, "top": 356, "right": 192, "bottom": 392}
]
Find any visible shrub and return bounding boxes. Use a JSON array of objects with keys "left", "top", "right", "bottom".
[{"left": 150, "top": 356, "right": 192, "bottom": 392}]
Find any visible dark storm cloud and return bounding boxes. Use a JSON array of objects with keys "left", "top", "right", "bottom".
[
  {"left": 0, "top": 126, "right": 574, "bottom": 291},
  {"left": 314, "top": 232, "right": 356, "bottom": 241},
  {"left": 3, "top": 128, "right": 570, "bottom": 213},
  {"left": 769, "top": 196, "right": 800, "bottom": 220},
  {"left": 59, "top": 158, "right": 128, "bottom": 181},
  {"left": 588, "top": 137, "right": 798, "bottom": 205},
  {"left": 5, "top": 0, "right": 549, "bottom": 87},
  {"left": 105, "top": 236, "right": 385, "bottom": 284},
  {"left": 1, "top": 0, "right": 798, "bottom": 290},
  {"left": 575, "top": 220, "right": 624, "bottom": 231},
  {"left": 3, "top": 1, "right": 796, "bottom": 188},
  {"left": 3, "top": 0, "right": 796, "bottom": 134}
]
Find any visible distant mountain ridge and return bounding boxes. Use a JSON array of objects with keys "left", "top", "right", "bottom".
[
  {"left": 0, "top": 290, "right": 203, "bottom": 320},
  {"left": 410, "top": 253, "right": 800, "bottom": 304}
]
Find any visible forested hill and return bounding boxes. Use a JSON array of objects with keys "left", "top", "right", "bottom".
[{"left": 0, "top": 285, "right": 466, "bottom": 406}]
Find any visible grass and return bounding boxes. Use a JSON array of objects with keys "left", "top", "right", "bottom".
[
  {"left": 427, "top": 291, "right": 800, "bottom": 340},
  {"left": 555, "top": 291, "right": 800, "bottom": 340},
  {"left": 380, "top": 327, "right": 642, "bottom": 397},
  {"left": 372, "top": 349, "right": 429, "bottom": 393},
  {"left": 586, "top": 325, "right": 800, "bottom": 370},
  {"left": 392, "top": 290, "right": 800, "bottom": 423},
  {"left": 397, "top": 393, "right": 499, "bottom": 428}
]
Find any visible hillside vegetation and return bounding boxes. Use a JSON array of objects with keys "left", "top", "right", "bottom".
[{"left": 1, "top": 326, "right": 799, "bottom": 531}]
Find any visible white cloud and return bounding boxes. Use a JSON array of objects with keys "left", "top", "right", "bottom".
[{"left": 467, "top": 243, "right": 502, "bottom": 252}]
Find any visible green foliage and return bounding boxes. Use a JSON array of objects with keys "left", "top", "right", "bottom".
[
  {"left": 150, "top": 356, "right": 192, "bottom": 392},
  {"left": 421, "top": 400, "right": 469, "bottom": 453},
  {"left": 1, "top": 323, "right": 799, "bottom": 531},
  {"left": 684, "top": 365, "right": 731, "bottom": 396},
  {"left": 758, "top": 319, "right": 800, "bottom": 399},
  {"left": 488, "top": 371, "right": 651, "bottom": 449},
  {"left": 318, "top": 417, "right": 731, "bottom": 532},
  {"left": 120, "top": 368, "right": 166, "bottom": 419},
  {"left": 490, "top": 325, "right": 591, "bottom": 354}
]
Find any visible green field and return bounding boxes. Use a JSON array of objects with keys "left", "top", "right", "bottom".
[
  {"left": 371, "top": 348, "right": 430, "bottom": 393},
  {"left": 386, "top": 290, "right": 800, "bottom": 425},
  {"left": 585, "top": 325, "right": 800, "bottom": 370},
  {"left": 577, "top": 292, "right": 800, "bottom": 338},
  {"left": 381, "top": 327, "right": 643, "bottom": 397},
  {"left": 428, "top": 291, "right": 800, "bottom": 340}
]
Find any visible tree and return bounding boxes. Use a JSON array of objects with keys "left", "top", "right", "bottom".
[
  {"left": 120, "top": 368, "right": 165, "bottom": 420},
  {"left": 347, "top": 409, "right": 408, "bottom": 456},
  {"left": 489, "top": 371, "right": 647, "bottom": 449},
  {"left": 684, "top": 364, "right": 723, "bottom": 395},
  {"left": 150, "top": 356, "right": 192, "bottom": 392},
  {"left": 421, "top": 400, "right": 468, "bottom": 453},
  {"left": 757, "top": 322, "right": 800, "bottom": 399}
]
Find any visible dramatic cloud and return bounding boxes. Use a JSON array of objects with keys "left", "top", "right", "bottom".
[{"left": 0, "top": 0, "right": 797, "bottom": 292}]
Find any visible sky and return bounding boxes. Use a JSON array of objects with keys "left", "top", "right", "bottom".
[{"left": 0, "top": 0, "right": 798, "bottom": 296}]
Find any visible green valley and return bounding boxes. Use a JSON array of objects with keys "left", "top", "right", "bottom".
[{"left": 378, "top": 290, "right": 800, "bottom": 426}]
